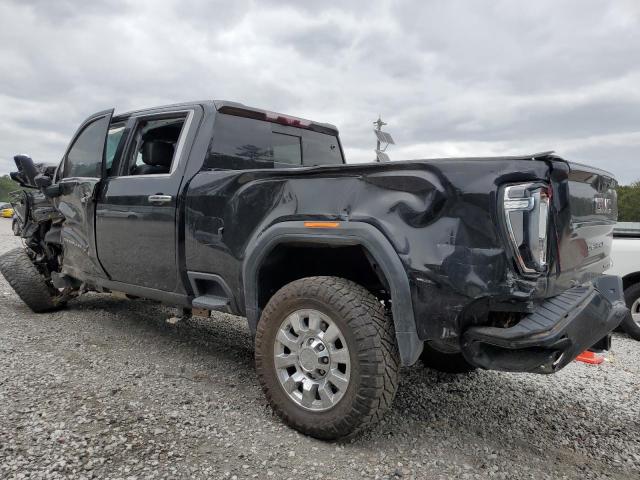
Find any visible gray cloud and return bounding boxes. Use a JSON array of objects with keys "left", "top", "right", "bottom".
[{"left": 1, "top": 0, "right": 639, "bottom": 183}]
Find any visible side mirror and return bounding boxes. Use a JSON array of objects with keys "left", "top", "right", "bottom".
[
  {"left": 34, "top": 174, "right": 52, "bottom": 189},
  {"left": 42, "top": 184, "right": 63, "bottom": 198},
  {"left": 34, "top": 174, "right": 62, "bottom": 198}
]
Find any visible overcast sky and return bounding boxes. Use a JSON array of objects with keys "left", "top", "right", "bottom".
[{"left": 1, "top": 0, "right": 639, "bottom": 183}]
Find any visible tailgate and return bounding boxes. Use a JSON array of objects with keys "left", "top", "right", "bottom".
[{"left": 558, "top": 162, "right": 617, "bottom": 279}]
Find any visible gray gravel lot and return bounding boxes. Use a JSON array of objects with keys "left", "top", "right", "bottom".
[{"left": 0, "top": 219, "right": 638, "bottom": 479}]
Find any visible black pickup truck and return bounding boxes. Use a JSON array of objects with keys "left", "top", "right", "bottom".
[{"left": 2, "top": 100, "right": 628, "bottom": 439}]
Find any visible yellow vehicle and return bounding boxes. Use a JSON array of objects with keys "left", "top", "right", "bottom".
[{"left": 1, "top": 207, "right": 14, "bottom": 218}]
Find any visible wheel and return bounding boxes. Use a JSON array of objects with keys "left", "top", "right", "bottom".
[
  {"left": 420, "top": 342, "right": 477, "bottom": 374},
  {"left": 255, "top": 276, "right": 400, "bottom": 440},
  {"left": 11, "top": 218, "right": 21, "bottom": 236},
  {"left": 0, "top": 247, "right": 64, "bottom": 313},
  {"left": 622, "top": 283, "right": 640, "bottom": 341}
]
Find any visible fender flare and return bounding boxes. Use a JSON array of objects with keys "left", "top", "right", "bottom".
[{"left": 242, "top": 221, "right": 423, "bottom": 366}]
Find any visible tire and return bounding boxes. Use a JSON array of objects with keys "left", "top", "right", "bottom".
[
  {"left": 11, "top": 218, "right": 21, "bottom": 236},
  {"left": 420, "top": 342, "right": 477, "bottom": 374},
  {"left": 622, "top": 283, "right": 640, "bottom": 341},
  {"left": 0, "top": 247, "right": 63, "bottom": 313},
  {"left": 255, "top": 276, "right": 400, "bottom": 440}
]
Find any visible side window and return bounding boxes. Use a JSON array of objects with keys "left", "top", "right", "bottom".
[
  {"left": 302, "top": 130, "right": 343, "bottom": 166},
  {"left": 64, "top": 116, "right": 110, "bottom": 178},
  {"left": 105, "top": 122, "right": 125, "bottom": 175},
  {"left": 272, "top": 132, "right": 301, "bottom": 167},
  {"left": 124, "top": 115, "right": 186, "bottom": 176},
  {"left": 205, "top": 115, "right": 275, "bottom": 169}
]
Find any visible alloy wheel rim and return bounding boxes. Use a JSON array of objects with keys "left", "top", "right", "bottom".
[{"left": 273, "top": 309, "right": 351, "bottom": 411}]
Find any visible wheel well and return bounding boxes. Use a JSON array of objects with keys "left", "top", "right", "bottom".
[
  {"left": 622, "top": 271, "right": 640, "bottom": 291},
  {"left": 256, "top": 243, "right": 389, "bottom": 311}
]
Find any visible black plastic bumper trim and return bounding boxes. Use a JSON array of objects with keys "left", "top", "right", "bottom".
[{"left": 461, "top": 275, "right": 628, "bottom": 374}]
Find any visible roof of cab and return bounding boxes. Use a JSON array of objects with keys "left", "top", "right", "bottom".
[
  {"left": 113, "top": 100, "right": 339, "bottom": 135},
  {"left": 213, "top": 100, "right": 338, "bottom": 135}
]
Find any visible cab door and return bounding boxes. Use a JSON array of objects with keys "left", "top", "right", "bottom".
[
  {"left": 95, "top": 107, "right": 198, "bottom": 293},
  {"left": 55, "top": 109, "right": 113, "bottom": 280}
]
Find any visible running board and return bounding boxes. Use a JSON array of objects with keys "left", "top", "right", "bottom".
[
  {"left": 191, "top": 295, "right": 230, "bottom": 312},
  {"left": 187, "top": 271, "right": 236, "bottom": 314}
]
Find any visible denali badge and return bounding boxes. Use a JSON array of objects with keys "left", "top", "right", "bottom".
[{"left": 593, "top": 196, "right": 612, "bottom": 215}]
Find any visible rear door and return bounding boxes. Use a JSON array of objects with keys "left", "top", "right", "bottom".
[{"left": 56, "top": 109, "right": 113, "bottom": 279}]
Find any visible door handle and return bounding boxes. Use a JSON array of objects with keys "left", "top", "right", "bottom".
[{"left": 148, "top": 194, "right": 172, "bottom": 204}]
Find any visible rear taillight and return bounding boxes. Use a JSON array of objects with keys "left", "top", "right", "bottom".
[{"left": 502, "top": 183, "right": 551, "bottom": 275}]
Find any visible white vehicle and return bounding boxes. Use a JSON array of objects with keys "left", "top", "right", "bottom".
[{"left": 609, "top": 222, "right": 640, "bottom": 340}]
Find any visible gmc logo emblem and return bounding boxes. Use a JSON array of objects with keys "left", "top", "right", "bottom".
[{"left": 593, "top": 196, "right": 612, "bottom": 215}]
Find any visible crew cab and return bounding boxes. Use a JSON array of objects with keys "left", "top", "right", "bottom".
[{"left": 2, "top": 100, "right": 628, "bottom": 439}]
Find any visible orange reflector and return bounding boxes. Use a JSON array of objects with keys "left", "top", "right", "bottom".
[
  {"left": 575, "top": 350, "right": 604, "bottom": 365},
  {"left": 303, "top": 221, "right": 340, "bottom": 229}
]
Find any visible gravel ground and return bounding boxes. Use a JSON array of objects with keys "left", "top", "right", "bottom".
[{"left": 0, "top": 219, "right": 638, "bottom": 479}]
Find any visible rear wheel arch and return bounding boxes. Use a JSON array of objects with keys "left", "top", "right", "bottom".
[{"left": 243, "top": 221, "right": 423, "bottom": 366}]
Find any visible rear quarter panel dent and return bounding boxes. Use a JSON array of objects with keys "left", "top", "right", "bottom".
[{"left": 184, "top": 159, "right": 553, "bottom": 348}]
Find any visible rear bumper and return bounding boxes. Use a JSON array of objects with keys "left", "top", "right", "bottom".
[{"left": 461, "top": 275, "right": 628, "bottom": 374}]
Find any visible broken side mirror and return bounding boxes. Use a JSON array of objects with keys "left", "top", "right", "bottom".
[
  {"left": 35, "top": 174, "right": 62, "bottom": 198},
  {"left": 34, "top": 174, "right": 51, "bottom": 189},
  {"left": 44, "top": 185, "right": 63, "bottom": 198},
  {"left": 11, "top": 154, "right": 62, "bottom": 197}
]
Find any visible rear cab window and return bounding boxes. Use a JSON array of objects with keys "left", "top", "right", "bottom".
[
  {"left": 205, "top": 113, "right": 344, "bottom": 170},
  {"left": 301, "top": 128, "right": 343, "bottom": 167},
  {"left": 272, "top": 132, "right": 302, "bottom": 167}
]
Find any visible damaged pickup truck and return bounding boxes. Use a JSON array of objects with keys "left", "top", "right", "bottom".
[{"left": 2, "top": 100, "right": 628, "bottom": 439}]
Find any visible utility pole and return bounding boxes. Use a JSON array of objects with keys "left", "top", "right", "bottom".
[
  {"left": 373, "top": 116, "right": 394, "bottom": 162},
  {"left": 374, "top": 116, "right": 387, "bottom": 153}
]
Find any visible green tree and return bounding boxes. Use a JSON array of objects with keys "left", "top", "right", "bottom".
[
  {"left": 0, "top": 175, "right": 20, "bottom": 203},
  {"left": 617, "top": 181, "right": 640, "bottom": 222}
]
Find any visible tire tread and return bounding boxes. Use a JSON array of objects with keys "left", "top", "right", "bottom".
[
  {"left": 622, "top": 283, "right": 640, "bottom": 341},
  {"left": 0, "top": 247, "right": 60, "bottom": 313},
  {"left": 255, "top": 276, "right": 400, "bottom": 439}
]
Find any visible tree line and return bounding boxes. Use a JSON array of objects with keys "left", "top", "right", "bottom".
[
  {"left": 0, "top": 175, "right": 19, "bottom": 204},
  {"left": 616, "top": 182, "right": 640, "bottom": 222}
]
